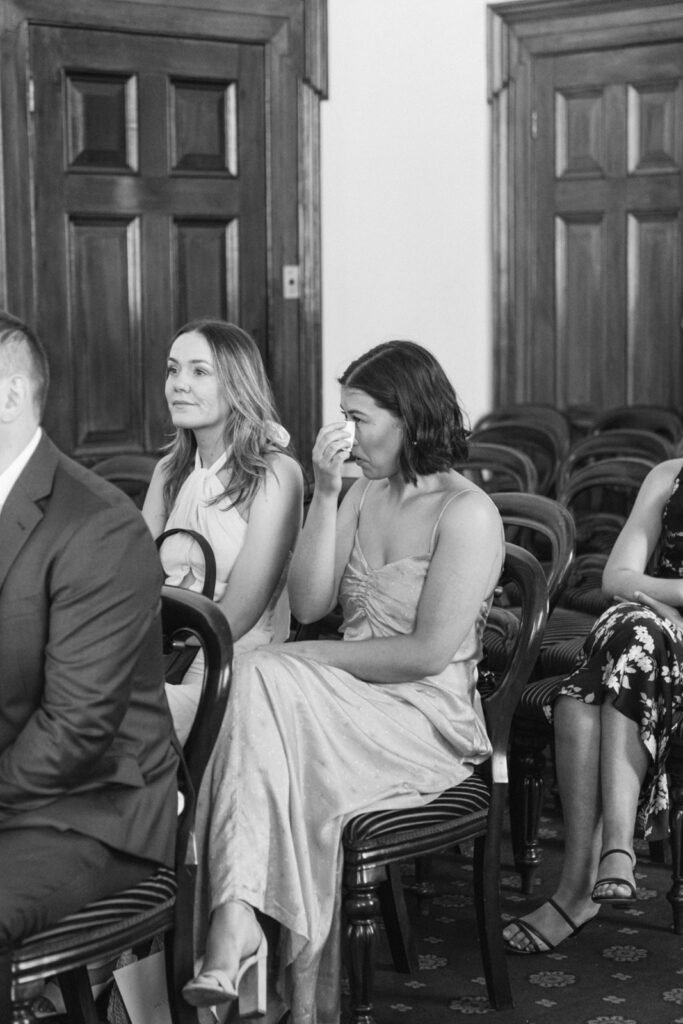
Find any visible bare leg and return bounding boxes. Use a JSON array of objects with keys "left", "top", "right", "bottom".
[
  {"left": 504, "top": 696, "right": 602, "bottom": 951},
  {"left": 593, "top": 700, "right": 648, "bottom": 900}
]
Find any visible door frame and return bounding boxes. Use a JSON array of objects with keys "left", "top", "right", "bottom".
[
  {"left": 488, "top": 0, "right": 683, "bottom": 408},
  {"left": 0, "top": 0, "right": 327, "bottom": 461}
]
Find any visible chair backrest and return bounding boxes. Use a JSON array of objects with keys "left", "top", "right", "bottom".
[
  {"left": 484, "top": 542, "right": 548, "bottom": 784},
  {"left": 454, "top": 442, "right": 539, "bottom": 494},
  {"left": 92, "top": 454, "right": 158, "bottom": 509},
  {"left": 557, "top": 429, "right": 672, "bottom": 496},
  {"left": 474, "top": 404, "right": 571, "bottom": 457},
  {"left": 592, "top": 405, "right": 683, "bottom": 443},
  {"left": 160, "top": 585, "right": 233, "bottom": 1018},
  {"left": 557, "top": 457, "right": 652, "bottom": 555},
  {"left": 490, "top": 491, "right": 575, "bottom": 610},
  {"left": 470, "top": 421, "right": 564, "bottom": 495},
  {"left": 160, "top": 586, "right": 233, "bottom": 859}
]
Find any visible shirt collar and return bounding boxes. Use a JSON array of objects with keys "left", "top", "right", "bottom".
[{"left": 0, "top": 427, "right": 42, "bottom": 515}]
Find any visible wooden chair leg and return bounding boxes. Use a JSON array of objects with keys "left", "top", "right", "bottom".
[
  {"left": 344, "top": 880, "right": 381, "bottom": 1024},
  {"left": 378, "top": 862, "right": 416, "bottom": 974},
  {"left": 57, "top": 967, "right": 100, "bottom": 1024},
  {"left": 509, "top": 731, "right": 548, "bottom": 894},
  {"left": 472, "top": 797, "right": 512, "bottom": 1010},
  {"left": 667, "top": 774, "right": 683, "bottom": 934}
]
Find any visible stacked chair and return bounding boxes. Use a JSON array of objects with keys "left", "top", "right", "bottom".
[
  {"left": 453, "top": 441, "right": 538, "bottom": 494},
  {"left": 592, "top": 404, "right": 683, "bottom": 444},
  {"left": 10, "top": 587, "right": 233, "bottom": 1024},
  {"left": 470, "top": 407, "right": 570, "bottom": 497}
]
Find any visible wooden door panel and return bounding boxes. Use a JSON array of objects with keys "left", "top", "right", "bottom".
[
  {"left": 30, "top": 24, "right": 266, "bottom": 457},
  {"left": 70, "top": 216, "right": 143, "bottom": 449}
]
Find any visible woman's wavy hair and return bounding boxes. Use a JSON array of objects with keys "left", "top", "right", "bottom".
[
  {"left": 339, "top": 340, "right": 469, "bottom": 484},
  {"left": 162, "top": 319, "right": 291, "bottom": 512}
]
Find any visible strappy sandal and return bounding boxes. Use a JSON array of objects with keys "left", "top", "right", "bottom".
[
  {"left": 591, "top": 848, "right": 637, "bottom": 904},
  {"left": 503, "top": 897, "right": 592, "bottom": 955}
]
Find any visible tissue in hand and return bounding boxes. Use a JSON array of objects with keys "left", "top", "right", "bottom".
[{"left": 340, "top": 420, "right": 355, "bottom": 448}]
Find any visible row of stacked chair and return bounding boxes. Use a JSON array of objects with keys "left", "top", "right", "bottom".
[{"left": 466, "top": 403, "right": 683, "bottom": 936}]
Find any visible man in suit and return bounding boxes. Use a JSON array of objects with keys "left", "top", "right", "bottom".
[{"left": 0, "top": 312, "right": 178, "bottom": 1014}]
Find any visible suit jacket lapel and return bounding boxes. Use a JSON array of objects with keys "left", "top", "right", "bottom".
[{"left": 0, "top": 433, "right": 56, "bottom": 593}]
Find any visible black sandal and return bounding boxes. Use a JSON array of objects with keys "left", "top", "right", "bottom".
[
  {"left": 503, "top": 897, "right": 592, "bottom": 955},
  {"left": 591, "top": 848, "right": 637, "bottom": 904}
]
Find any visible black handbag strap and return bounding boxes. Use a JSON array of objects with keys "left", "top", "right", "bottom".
[{"left": 155, "top": 528, "right": 217, "bottom": 599}]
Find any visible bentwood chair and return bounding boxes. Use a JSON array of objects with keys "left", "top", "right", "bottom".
[
  {"left": 453, "top": 442, "right": 539, "bottom": 494},
  {"left": 556, "top": 430, "right": 672, "bottom": 500},
  {"left": 469, "top": 421, "right": 565, "bottom": 497},
  {"left": 92, "top": 454, "right": 158, "bottom": 509},
  {"left": 473, "top": 404, "right": 571, "bottom": 459},
  {"left": 341, "top": 543, "right": 548, "bottom": 1021},
  {"left": 10, "top": 587, "right": 232, "bottom": 1024},
  {"left": 592, "top": 405, "right": 683, "bottom": 444}
]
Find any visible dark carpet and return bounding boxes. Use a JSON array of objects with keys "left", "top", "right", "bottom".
[{"left": 360, "top": 795, "right": 683, "bottom": 1024}]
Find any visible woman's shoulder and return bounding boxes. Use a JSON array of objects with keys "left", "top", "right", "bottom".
[{"left": 260, "top": 450, "right": 305, "bottom": 501}]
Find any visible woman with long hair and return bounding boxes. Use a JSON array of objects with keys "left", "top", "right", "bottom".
[
  {"left": 184, "top": 340, "right": 505, "bottom": 1023},
  {"left": 143, "top": 319, "right": 303, "bottom": 743}
]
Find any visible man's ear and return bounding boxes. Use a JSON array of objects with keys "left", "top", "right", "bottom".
[{"left": 0, "top": 373, "right": 31, "bottom": 423}]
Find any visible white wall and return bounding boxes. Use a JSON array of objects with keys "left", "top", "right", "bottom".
[{"left": 321, "top": 0, "right": 506, "bottom": 431}]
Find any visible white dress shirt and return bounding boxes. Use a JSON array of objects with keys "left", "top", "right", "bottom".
[{"left": 0, "top": 427, "right": 42, "bottom": 516}]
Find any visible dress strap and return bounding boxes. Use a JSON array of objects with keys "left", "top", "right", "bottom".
[
  {"left": 428, "top": 489, "right": 480, "bottom": 552},
  {"left": 357, "top": 479, "right": 373, "bottom": 513}
]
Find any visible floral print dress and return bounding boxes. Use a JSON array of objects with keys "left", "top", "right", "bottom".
[{"left": 549, "top": 466, "right": 683, "bottom": 839}]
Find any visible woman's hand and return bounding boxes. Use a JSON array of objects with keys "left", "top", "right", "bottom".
[
  {"left": 633, "top": 590, "right": 683, "bottom": 632},
  {"left": 312, "top": 422, "right": 354, "bottom": 496}
]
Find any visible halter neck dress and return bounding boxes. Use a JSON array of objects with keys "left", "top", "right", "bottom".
[
  {"left": 193, "top": 481, "right": 504, "bottom": 1023},
  {"left": 160, "top": 451, "right": 290, "bottom": 743}
]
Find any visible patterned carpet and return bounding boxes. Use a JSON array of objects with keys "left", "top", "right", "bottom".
[
  {"left": 33, "top": 788, "right": 683, "bottom": 1023},
  {"left": 361, "top": 795, "right": 683, "bottom": 1024}
]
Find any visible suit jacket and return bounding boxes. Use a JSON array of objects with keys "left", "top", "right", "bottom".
[{"left": 0, "top": 434, "right": 177, "bottom": 867}]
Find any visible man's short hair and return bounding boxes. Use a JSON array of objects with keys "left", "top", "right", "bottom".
[{"left": 0, "top": 312, "right": 50, "bottom": 416}]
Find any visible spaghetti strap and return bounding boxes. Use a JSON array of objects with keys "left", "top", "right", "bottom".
[{"left": 357, "top": 479, "right": 373, "bottom": 513}]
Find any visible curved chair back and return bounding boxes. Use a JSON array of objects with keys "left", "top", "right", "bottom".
[
  {"left": 490, "top": 492, "right": 575, "bottom": 610},
  {"left": 558, "top": 457, "right": 652, "bottom": 555},
  {"left": 558, "top": 430, "right": 673, "bottom": 495},
  {"left": 592, "top": 405, "right": 683, "bottom": 443},
  {"left": 474, "top": 404, "right": 571, "bottom": 458},
  {"left": 484, "top": 543, "right": 549, "bottom": 785},
  {"left": 92, "top": 454, "right": 158, "bottom": 509},
  {"left": 454, "top": 442, "right": 539, "bottom": 494},
  {"left": 470, "top": 421, "right": 564, "bottom": 495}
]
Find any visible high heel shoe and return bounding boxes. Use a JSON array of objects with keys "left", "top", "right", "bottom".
[{"left": 182, "top": 930, "right": 268, "bottom": 1017}]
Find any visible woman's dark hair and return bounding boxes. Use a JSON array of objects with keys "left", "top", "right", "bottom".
[
  {"left": 339, "top": 340, "right": 469, "bottom": 484},
  {"left": 162, "top": 319, "right": 291, "bottom": 512}
]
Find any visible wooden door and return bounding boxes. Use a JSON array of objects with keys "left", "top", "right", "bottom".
[
  {"left": 0, "top": 0, "right": 326, "bottom": 464},
  {"left": 489, "top": 0, "right": 683, "bottom": 415},
  {"left": 31, "top": 25, "right": 266, "bottom": 457},
  {"left": 534, "top": 43, "right": 683, "bottom": 410}
]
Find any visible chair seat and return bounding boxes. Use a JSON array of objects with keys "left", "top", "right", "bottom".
[
  {"left": 343, "top": 772, "right": 491, "bottom": 861},
  {"left": 513, "top": 675, "right": 565, "bottom": 725},
  {"left": 14, "top": 867, "right": 176, "bottom": 987}
]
